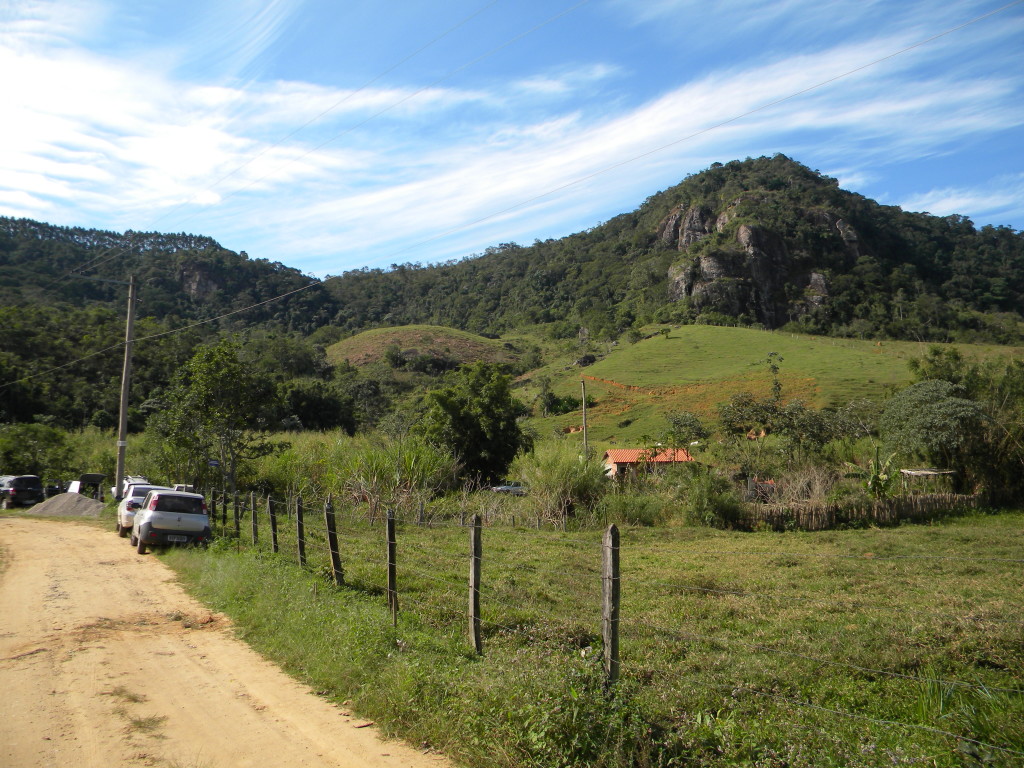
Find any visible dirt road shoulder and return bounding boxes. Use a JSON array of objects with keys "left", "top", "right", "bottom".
[{"left": 0, "top": 516, "right": 452, "bottom": 768}]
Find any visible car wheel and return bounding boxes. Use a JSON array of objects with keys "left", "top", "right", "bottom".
[
  {"left": 117, "top": 523, "right": 128, "bottom": 538},
  {"left": 130, "top": 531, "right": 138, "bottom": 546},
  {"left": 1, "top": 498, "right": 9, "bottom": 510},
  {"left": 136, "top": 535, "right": 147, "bottom": 555}
]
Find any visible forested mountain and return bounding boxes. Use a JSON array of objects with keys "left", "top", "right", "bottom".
[
  {"left": 3, "top": 154, "right": 1024, "bottom": 429},
  {"left": 324, "top": 155, "right": 1024, "bottom": 343},
  {"left": 0, "top": 218, "right": 338, "bottom": 333}
]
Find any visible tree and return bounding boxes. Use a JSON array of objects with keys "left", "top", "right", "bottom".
[
  {"left": 147, "top": 339, "right": 282, "bottom": 492},
  {"left": 416, "top": 362, "right": 531, "bottom": 484},
  {"left": 878, "top": 380, "right": 984, "bottom": 491},
  {"left": 0, "top": 423, "right": 72, "bottom": 478}
]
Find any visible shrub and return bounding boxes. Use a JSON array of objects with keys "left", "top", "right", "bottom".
[
  {"left": 664, "top": 463, "right": 743, "bottom": 528},
  {"left": 512, "top": 442, "right": 609, "bottom": 525}
]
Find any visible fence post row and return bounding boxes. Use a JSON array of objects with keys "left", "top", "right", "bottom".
[
  {"left": 250, "top": 491, "right": 258, "bottom": 545},
  {"left": 602, "top": 524, "right": 621, "bottom": 689},
  {"left": 296, "top": 495, "right": 307, "bottom": 567},
  {"left": 324, "top": 495, "right": 344, "bottom": 587},
  {"left": 386, "top": 509, "right": 398, "bottom": 627},
  {"left": 469, "top": 514, "right": 482, "bottom": 655},
  {"left": 268, "top": 495, "right": 279, "bottom": 554}
]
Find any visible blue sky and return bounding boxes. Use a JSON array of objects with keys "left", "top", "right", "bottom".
[{"left": 2, "top": 0, "right": 1022, "bottom": 278}]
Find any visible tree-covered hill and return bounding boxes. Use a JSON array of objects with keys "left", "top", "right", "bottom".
[
  {"left": 4, "top": 155, "right": 1024, "bottom": 430},
  {"left": 0, "top": 218, "right": 338, "bottom": 333},
  {"left": 324, "top": 156, "right": 1024, "bottom": 343}
]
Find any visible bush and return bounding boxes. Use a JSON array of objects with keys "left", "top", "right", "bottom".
[
  {"left": 595, "top": 492, "right": 667, "bottom": 526},
  {"left": 664, "top": 463, "right": 743, "bottom": 528},
  {"left": 512, "top": 442, "right": 609, "bottom": 525}
]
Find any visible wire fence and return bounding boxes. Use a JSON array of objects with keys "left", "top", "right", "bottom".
[{"left": 191, "top": 487, "right": 1023, "bottom": 764}]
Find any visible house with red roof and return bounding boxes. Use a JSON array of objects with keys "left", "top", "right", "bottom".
[{"left": 602, "top": 448, "right": 694, "bottom": 477}]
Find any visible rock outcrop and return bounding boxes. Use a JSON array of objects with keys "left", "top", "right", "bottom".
[{"left": 661, "top": 202, "right": 853, "bottom": 327}]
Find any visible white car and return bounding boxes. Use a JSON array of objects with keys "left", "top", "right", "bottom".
[
  {"left": 115, "top": 484, "right": 171, "bottom": 537},
  {"left": 131, "top": 489, "right": 211, "bottom": 554}
]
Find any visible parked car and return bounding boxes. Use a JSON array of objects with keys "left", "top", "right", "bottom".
[
  {"left": 490, "top": 480, "right": 526, "bottom": 496},
  {"left": 113, "top": 474, "right": 150, "bottom": 500},
  {"left": 131, "top": 489, "right": 210, "bottom": 554},
  {"left": 0, "top": 475, "right": 45, "bottom": 508},
  {"left": 67, "top": 473, "right": 105, "bottom": 500},
  {"left": 115, "top": 484, "right": 172, "bottom": 537}
]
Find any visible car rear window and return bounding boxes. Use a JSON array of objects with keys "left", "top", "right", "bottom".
[
  {"left": 12, "top": 477, "right": 42, "bottom": 490},
  {"left": 154, "top": 495, "right": 205, "bottom": 514}
]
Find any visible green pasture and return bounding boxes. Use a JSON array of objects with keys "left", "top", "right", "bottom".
[
  {"left": 522, "top": 326, "right": 1024, "bottom": 448},
  {"left": 326, "top": 324, "right": 518, "bottom": 367},
  {"left": 164, "top": 508, "right": 1024, "bottom": 768}
]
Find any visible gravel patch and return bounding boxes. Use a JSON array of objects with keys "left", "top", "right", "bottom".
[{"left": 16, "top": 493, "right": 105, "bottom": 517}]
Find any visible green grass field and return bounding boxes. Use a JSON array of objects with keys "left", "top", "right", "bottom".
[
  {"left": 326, "top": 324, "right": 520, "bottom": 367},
  {"left": 164, "top": 507, "right": 1024, "bottom": 768},
  {"left": 521, "top": 326, "right": 1024, "bottom": 449}
]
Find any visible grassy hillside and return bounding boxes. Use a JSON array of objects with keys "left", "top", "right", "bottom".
[
  {"left": 520, "top": 326, "right": 1024, "bottom": 448},
  {"left": 325, "top": 324, "right": 519, "bottom": 368}
]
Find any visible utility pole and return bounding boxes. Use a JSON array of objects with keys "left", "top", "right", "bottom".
[{"left": 114, "top": 275, "right": 137, "bottom": 499}]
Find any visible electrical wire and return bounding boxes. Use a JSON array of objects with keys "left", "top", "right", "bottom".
[{"left": 6, "top": 1, "right": 1022, "bottom": 392}]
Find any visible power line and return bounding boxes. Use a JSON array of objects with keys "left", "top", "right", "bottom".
[
  {"left": 37, "top": 0, "right": 583, "bottom": 289},
  {"left": 5, "top": 0, "right": 1022, "bottom": 391}
]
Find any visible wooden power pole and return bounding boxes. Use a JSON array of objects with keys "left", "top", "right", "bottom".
[{"left": 114, "top": 275, "right": 137, "bottom": 499}]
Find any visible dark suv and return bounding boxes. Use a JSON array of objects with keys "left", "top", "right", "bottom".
[{"left": 0, "top": 475, "right": 45, "bottom": 508}]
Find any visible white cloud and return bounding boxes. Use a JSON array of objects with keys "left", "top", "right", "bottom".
[{"left": 901, "top": 175, "right": 1024, "bottom": 223}]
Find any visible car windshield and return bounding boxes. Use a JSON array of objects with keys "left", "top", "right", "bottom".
[
  {"left": 154, "top": 495, "right": 204, "bottom": 514},
  {"left": 12, "top": 477, "right": 42, "bottom": 490}
]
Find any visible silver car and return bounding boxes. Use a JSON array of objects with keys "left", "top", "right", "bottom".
[
  {"left": 131, "top": 490, "right": 211, "bottom": 554},
  {"left": 115, "top": 484, "right": 171, "bottom": 537}
]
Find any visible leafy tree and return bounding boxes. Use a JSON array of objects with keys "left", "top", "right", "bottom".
[
  {"left": 277, "top": 378, "right": 355, "bottom": 433},
  {"left": 147, "top": 339, "right": 282, "bottom": 492},
  {"left": 663, "top": 411, "right": 710, "bottom": 453},
  {"left": 416, "top": 362, "right": 531, "bottom": 484},
  {"left": 903, "top": 346, "right": 1024, "bottom": 501},
  {"left": 0, "top": 423, "right": 72, "bottom": 478},
  {"left": 878, "top": 380, "right": 984, "bottom": 491}
]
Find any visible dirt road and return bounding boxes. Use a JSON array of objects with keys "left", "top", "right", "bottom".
[{"left": 0, "top": 516, "right": 452, "bottom": 768}]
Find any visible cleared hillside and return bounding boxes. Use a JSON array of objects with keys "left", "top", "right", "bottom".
[
  {"left": 521, "top": 325, "right": 1024, "bottom": 448},
  {"left": 326, "top": 325, "right": 518, "bottom": 368}
]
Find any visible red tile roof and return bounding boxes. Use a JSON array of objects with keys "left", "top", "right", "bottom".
[{"left": 603, "top": 448, "right": 694, "bottom": 464}]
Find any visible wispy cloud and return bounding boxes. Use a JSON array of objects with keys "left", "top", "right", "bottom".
[
  {"left": 901, "top": 175, "right": 1024, "bottom": 223},
  {"left": 1, "top": 0, "right": 1021, "bottom": 277}
]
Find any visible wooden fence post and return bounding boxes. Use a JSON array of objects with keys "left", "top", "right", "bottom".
[
  {"left": 386, "top": 509, "right": 398, "bottom": 626},
  {"left": 250, "top": 491, "right": 258, "bottom": 546},
  {"left": 268, "top": 495, "right": 278, "bottom": 554},
  {"left": 209, "top": 492, "right": 218, "bottom": 535},
  {"left": 220, "top": 488, "right": 227, "bottom": 529},
  {"left": 233, "top": 492, "right": 240, "bottom": 538},
  {"left": 296, "top": 495, "right": 306, "bottom": 567},
  {"left": 602, "top": 524, "right": 621, "bottom": 688},
  {"left": 324, "top": 495, "right": 343, "bottom": 587},
  {"left": 469, "top": 514, "right": 482, "bottom": 655}
]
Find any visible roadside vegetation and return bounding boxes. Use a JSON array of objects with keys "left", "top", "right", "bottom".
[{"left": 163, "top": 510, "right": 1024, "bottom": 767}]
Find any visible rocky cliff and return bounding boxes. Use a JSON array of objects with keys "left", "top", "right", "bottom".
[{"left": 659, "top": 197, "right": 860, "bottom": 328}]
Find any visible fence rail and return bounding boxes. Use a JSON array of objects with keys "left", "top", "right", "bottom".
[{"left": 742, "top": 492, "right": 982, "bottom": 531}]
